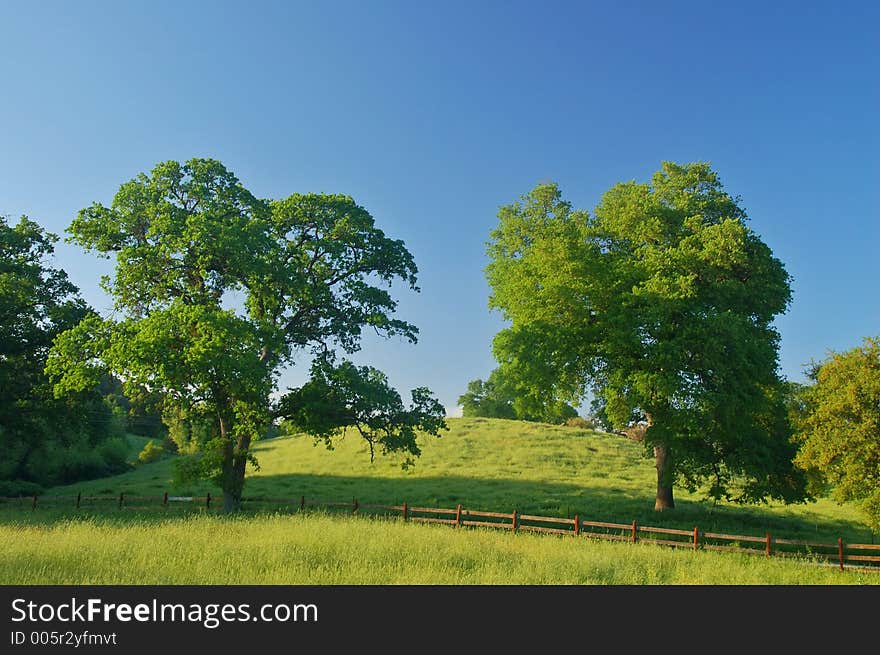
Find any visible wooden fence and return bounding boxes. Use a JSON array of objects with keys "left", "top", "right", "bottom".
[{"left": 4, "top": 493, "right": 879, "bottom": 573}]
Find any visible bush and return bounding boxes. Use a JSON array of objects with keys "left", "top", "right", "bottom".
[
  {"left": 137, "top": 440, "right": 165, "bottom": 464},
  {"left": 564, "top": 416, "right": 598, "bottom": 430},
  {"left": 97, "top": 437, "right": 133, "bottom": 474},
  {"left": 0, "top": 480, "right": 44, "bottom": 497},
  {"left": 25, "top": 444, "right": 102, "bottom": 486},
  {"left": 160, "top": 434, "right": 180, "bottom": 454},
  {"left": 18, "top": 435, "right": 133, "bottom": 487},
  {"left": 56, "top": 449, "right": 111, "bottom": 484}
]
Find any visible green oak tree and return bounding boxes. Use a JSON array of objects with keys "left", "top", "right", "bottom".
[
  {"left": 1, "top": 215, "right": 128, "bottom": 492},
  {"left": 46, "top": 158, "right": 444, "bottom": 511},
  {"left": 458, "top": 368, "right": 577, "bottom": 423},
  {"left": 794, "top": 338, "right": 880, "bottom": 529},
  {"left": 458, "top": 374, "right": 516, "bottom": 420},
  {"left": 486, "top": 162, "right": 807, "bottom": 510}
]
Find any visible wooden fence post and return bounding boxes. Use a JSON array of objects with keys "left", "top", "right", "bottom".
[
  {"left": 511, "top": 509, "right": 518, "bottom": 532},
  {"left": 765, "top": 532, "right": 772, "bottom": 557},
  {"left": 163, "top": 491, "right": 168, "bottom": 508},
  {"left": 631, "top": 520, "right": 637, "bottom": 543},
  {"left": 32, "top": 494, "right": 37, "bottom": 511},
  {"left": 118, "top": 492, "right": 124, "bottom": 510},
  {"left": 76, "top": 492, "right": 81, "bottom": 509},
  {"left": 300, "top": 495, "right": 305, "bottom": 511},
  {"left": 455, "top": 504, "right": 462, "bottom": 527},
  {"left": 838, "top": 538, "right": 844, "bottom": 571},
  {"left": 402, "top": 501, "right": 408, "bottom": 521},
  {"left": 573, "top": 514, "right": 580, "bottom": 537},
  {"left": 693, "top": 526, "right": 699, "bottom": 551},
  {"left": 206, "top": 493, "right": 211, "bottom": 510},
  {"left": 353, "top": 498, "right": 358, "bottom": 514}
]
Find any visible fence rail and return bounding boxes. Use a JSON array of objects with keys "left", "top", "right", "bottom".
[{"left": 3, "top": 493, "right": 878, "bottom": 573}]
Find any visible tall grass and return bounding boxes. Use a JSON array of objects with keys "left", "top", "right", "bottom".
[{"left": 1, "top": 512, "right": 875, "bottom": 585}]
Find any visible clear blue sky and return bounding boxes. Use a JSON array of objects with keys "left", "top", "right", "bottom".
[{"left": 2, "top": 1, "right": 877, "bottom": 416}]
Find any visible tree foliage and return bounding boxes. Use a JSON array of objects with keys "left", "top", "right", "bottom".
[
  {"left": 485, "top": 163, "right": 807, "bottom": 510},
  {"left": 458, "top": 368, "right": 577, "bottom": 423},
  {"left": 458, "top": 374, "right": 516, "bottom": 420},
  {"left": 278, "top": 356, "right": 447, "bottom": 467},
  {"left": 0, "top": 215, "right": 129, "bottom": 493},
  {"left": 795, "top": 338, "right": 880, "bottom": 529},
  {"left": 46, "top": 158, "right": 444, "bottom": 510}
]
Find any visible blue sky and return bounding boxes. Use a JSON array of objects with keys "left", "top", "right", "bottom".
[{"left": 1, "top": 1, "right": 877, "bottom": 415}]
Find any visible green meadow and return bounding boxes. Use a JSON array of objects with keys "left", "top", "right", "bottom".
[
  {"left": 2, "top": 418, "right": 876, "bottom": 584},
  {"left": 2, "top": 512, "right": 876, "bottom": 585}
]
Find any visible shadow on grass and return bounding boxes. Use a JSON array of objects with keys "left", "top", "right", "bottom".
[{"left": 1, "top": 472, "right": 873, "bottom": 544}]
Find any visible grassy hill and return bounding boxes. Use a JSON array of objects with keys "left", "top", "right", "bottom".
[
  {"left": 40, "top": 417, "right": 873, "bottom": 544},
  {"left": 3, "top": 417, "right": 877, "bottom": 585}
]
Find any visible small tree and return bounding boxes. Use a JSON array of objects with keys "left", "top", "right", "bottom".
[
  {"left": 458, "top": 368, "right": 577, "bottom": 423},
  {"left": 457, "top": 375, "right": 516, "bottom": 419},
  {"left": 795, "top": 338, "right": 880, "bottom": 529},
  {"left": 47, "top": 158, "right": 444, "bottom": 511}
]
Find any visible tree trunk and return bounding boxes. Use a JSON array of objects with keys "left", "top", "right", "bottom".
[
  {"left": 228, "top": 432, "right": 252, "bottom": 512},
  {"left": 654, "top": 444, "right": 675, "bottom": 510},
  {"left": 221, "top": 461, "right": 245, "bottom": 512},
  {"left": 217, "top": 403, "right": 259, "bottom": 513},
  {"left": 218, "top": 414, "right": 248, "bottom": 513},
  {"left": 222, "top": 488, "right": 238, "bottom": 513}
]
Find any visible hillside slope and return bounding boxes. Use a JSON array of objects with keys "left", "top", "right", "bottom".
[{"left": 47, "top": 417, "right": 870, "bottom": 542}]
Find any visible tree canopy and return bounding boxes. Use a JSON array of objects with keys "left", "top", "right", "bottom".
[
  {"left": 458, "top": 375, "right": 516, "bottom": 420},
  {"left": 794, "top": 337, "right": 880, "bottom": 529},
  {"left": 1, "top": 215, "right": 129, "bottom": 493},
  {"left": 485, "top": 162, "right": 807, "bottom": 510},
  {"left": 458, "top": 368, "right": 577, "bottom": 423},
  {"left": 46, "top": 158, "right": 445, "bottom": 510}
]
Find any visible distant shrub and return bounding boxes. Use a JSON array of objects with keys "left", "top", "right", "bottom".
[
  {"left": 97, "top": 437, "right": 132, "bottom": 473},
  {"left": 160, "top": 434, "right": 179, "bottom": 454},
  {"left": 278, "top": 419, "right": 306, "bottom": 437},
  {"left": 0, "top": 480, "right": 44, "bottom": 497},
  {"left": 27, "top": 442, "right": 129, "bottom": 486},
  {"left": 564, "top": 416, "right": 597, "bottom": 430},
  {"left": 624, "top": 423, "right": 648, "bottom": 442},
  {"left": 138, "top": 440, "right": 166, "bottom": 464}
]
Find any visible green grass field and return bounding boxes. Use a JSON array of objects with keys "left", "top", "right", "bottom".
[
  {"left": 2, "top": 418, "right": 877, "bottom": 584},
  {"left": 1, "top": 512, "right": 877, "bottom": 585}
]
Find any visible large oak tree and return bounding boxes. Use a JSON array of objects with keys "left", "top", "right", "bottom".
[
  {"left": 47, "top": 159, "right": 444, "bottom": 511},
  {"left": 486, "top": 162, "right": 806, "bottom": 510}
]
